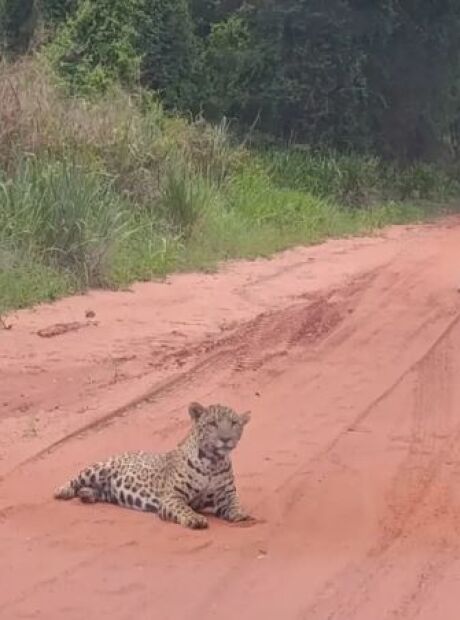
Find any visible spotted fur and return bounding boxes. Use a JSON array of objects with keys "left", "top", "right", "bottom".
[{"left": 54, "top": 402, "right": 251, "bottom": 529}]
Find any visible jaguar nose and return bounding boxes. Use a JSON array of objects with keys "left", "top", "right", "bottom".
[{"left": 220, "top": 437, "right": 234, "bottom": 447}]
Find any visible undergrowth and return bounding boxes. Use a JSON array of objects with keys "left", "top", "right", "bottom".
[{"left": 0, "top": 59, "right": 458, "bottom": 314}]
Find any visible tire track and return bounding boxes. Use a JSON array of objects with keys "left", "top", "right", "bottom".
[
  {"left": 297, "top": 317, "right": 460, "bottom": 620},
  {"left": 3, "top": 274, "right": 375, "bottom": 481}
]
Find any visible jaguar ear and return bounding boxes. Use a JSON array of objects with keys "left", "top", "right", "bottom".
[
  {"left": 240, "top": 411, "right": 251, "bottom": 426},
  {"left": 188, "top": 402, "right": 207, "bottom": 422}
]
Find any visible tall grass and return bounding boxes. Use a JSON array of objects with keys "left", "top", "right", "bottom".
[
  {"left": 0, "top": 59, "right": 458, "bottom": 313},
  {"left": 264, "top": 148, "right": 460, "bottom": 206},
  {"left": 0, "top": 158, "right": 129, "bottom": 285}
]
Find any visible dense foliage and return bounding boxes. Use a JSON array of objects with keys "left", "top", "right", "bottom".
[{"left": 2, "top": 1, "right": 460, "bottom": 161}]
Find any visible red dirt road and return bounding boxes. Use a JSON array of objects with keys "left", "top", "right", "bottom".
[{"left": 1, "top": 218, "right": 460, "bottom": 619}]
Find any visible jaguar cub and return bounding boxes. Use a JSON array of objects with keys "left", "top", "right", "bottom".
[{"left": 54, "top": 402, "right": 251, "bottom": 529}]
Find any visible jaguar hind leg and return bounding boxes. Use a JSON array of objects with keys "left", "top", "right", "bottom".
[
  {"left": 77, "top": 487, "right": 100, "bottom": 503},
  {"left": 54, "top": 461, "right": 111, "bottom": 502}
]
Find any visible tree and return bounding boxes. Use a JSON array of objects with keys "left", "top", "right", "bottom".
[
  {"left": 138, "top": 0, "right": 203, "bottom": 111},
  {"left": 0, "top": 0, "right": 38, "bottom": 53},
  {"left": 46, "top": 0, "right": 141, "bottom": 93},
  {"left": 355, "top": 0, "right": 460, "bottom": 160}
]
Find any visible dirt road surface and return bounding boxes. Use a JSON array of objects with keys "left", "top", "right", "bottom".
[{"left": 1, "top": 217, "right": 460, "bottom": 619}]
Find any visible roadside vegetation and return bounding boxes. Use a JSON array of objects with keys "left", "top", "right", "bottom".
[{"left": 1, "top": 1, "right": 460, "bottom": 313}]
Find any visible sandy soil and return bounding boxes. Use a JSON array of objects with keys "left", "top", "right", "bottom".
[{"left": 1, "top": 217, "right": 460, "bottom": 619}]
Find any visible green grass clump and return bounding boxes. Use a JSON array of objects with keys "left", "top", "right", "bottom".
[
  {"left": 0, "top": 245, "right": 73, "bottom": 314},
  {"left": 0, "top": 158, "right": 129, "bottom": 286}
]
